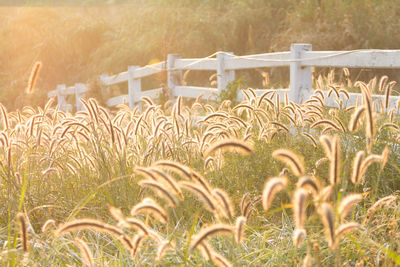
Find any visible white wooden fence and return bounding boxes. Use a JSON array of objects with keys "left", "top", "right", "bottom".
[
  {"left": 49, "top": 43, "right": 400, "bottom": 112},
  {"left": 47, "top": 83, "right": 88, "bottom": 112}
]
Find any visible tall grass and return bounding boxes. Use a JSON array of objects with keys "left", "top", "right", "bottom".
[{"left": 0, "top": 69, "right": 399, "bottom": 265}]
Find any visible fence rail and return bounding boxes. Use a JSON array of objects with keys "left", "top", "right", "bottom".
[{"left": 49, "top": 43, "right": 400, "bottom": 112}]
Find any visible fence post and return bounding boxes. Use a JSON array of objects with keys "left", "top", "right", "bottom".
[
  {"left": 289, "top": 44, "right": 312, "bottom": 104},
  {"left": 56, "top": 84, "right": 67, "bottom": 111},
  {"left": 74, "top": 83, "right": 86, "bottom": 111},
  {"left": 99, "top": 75, "right": 110, "bottom": 94},
  {"left": 217, "top": 52, "right": 235, "bottom": 95},
  {"left": 128, "top": 65, "right": 141, "bottom": 109},
  {"left": 167, "top": 54, "right": 182, "bottom": 98}
]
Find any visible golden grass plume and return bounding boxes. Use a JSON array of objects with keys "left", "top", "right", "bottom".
[
  {"left": 293, "top": 188, "right": 308, "bottom": 229},
  {"left": 41, "top": 219, "right": 56, "bottom": 233},
  {"left": 292, "top": 228, "right": 306, "bottom": 248},
  {"left": 335, "top": 222, "right": 360, "bottom": 240},
  {"left": 130, "top": 198, "right": 167, "bottom": 224},
  {"left": 190, "top": 224, "right": 233, "bottom": 253},
  {"left": 235, "top": 216, "right": 247, "bottom": 243},
  {"left": 138, "top": 179, "right": 178, "bottom": 207},
  {"left": 262, "top": 176, "right": 288, "bottom": 211},
  {"left": 338, "top": 194, "right": 363, "bottom": 221},
  {"left": 204, "top": 138, "right": 253, "bottom": 157},
  {"left": 319, "top": 203, "right": 335, "bottom": 249},
  {"left": 17, "top": 213, "right": 29, "bottom": 253},
  {"left": 272, "top": 149, "right": 305, "bottom": 177},
  {"left": 212, "top": 188, "right": 235, "bottom": 219},
  {"left": 179, "top": 181, "right": 216, "bottom": 212},
  {"left": 27, "top": 61, "right": 42, "bottom": 94},
  {"left": 55, "top": 218, "right": 124, "bottom": 237},
  {"left": 74, "top": 238, "right": 94, "bottom": 267}
]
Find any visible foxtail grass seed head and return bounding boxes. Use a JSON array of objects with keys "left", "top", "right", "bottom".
[
  {"left": 315, "top": 157, "right": 328, "bottom": 169},
  {"left": 74, "top": 238, "right": 94, "bottom": 267},
  {"left": 358, "top": 154, "right": 383, "bottom": 183},
  {"left": 204, "top": 138, "right": 253, "bottom": 157},
  {"left": 262, "top": 177, "right": 288, "bottom": 211},
  {"left": 190, "top": 224, "right": 233, "bottom": 253},
  {"left": 319, "top": 203, "right": 335, "bottom": 249},
  {"left": 272, "top": 149, "right": 305, "bottom": 177},
  {"left": 338, "top": 194, "right": 363, "bottom": 221},
  {"left": 0, "top": 103, "right": 9, "bottom": 131},
  {"left": 297, "top": 176, "right": 319, "bottom": 195},
  {"left": 364, "top": 195, "right": 397, "bottom": 224},
  {"left": 381, "top": 145, "right": 390, "bottom": 170},
  {"left": 311, "top": 120, "right": 342, "bottom": 132},
  {"left": 130, "top": 198, "right": 167, "bottom": 224},
  {"left": 41, "top": 219, "right": 56, "bottom": 233},
  {"left": 27, "top": 61, "right": 42, "bottom": 94},
  {"left": 179, "top": 181, "right": 216, "bottom": 212},
  {"left": 17, "top": 213, "right": 29, "bottom": 253},
  {"left": 212, "top": 252, "right": 233, "bottom": 267},
  {"left": 363, "top": 91, "right": 375, "bottom": 139},
  {"left": 205, "top": 156, "right": 217, "bottom": 170},
  {"left": 385, "top": 81, "right": 396, "bottom": 109},
  {"left": 138, "top": 179, "right": 178, "bottom": 207},
  {"left": 121, "top": 218, "right": 149, "bottom": 235},
  {"left": 235, "top": 216, "right": 247, "bottom": 243},
  {"left": 240, "top": 193, "right": 250, "bottom": 216},
  {"left": 212, "top": 188, "right": 235, "bottom": 219},
  {"left": 319, "top": 185, "right": 333, "bottom": 202},
  {"left": 198, "top": 241, "right": 213, "bottom": 260},
  {"left": 301, "top": 252, "right": 313, "bottom": 267},
  {"left": 319, "top": 135, "right": 341, "bottom": 185},
  {"left": 349, "top": 106, "right": 365, "bottom": 132},
  {"left": 109, "top": 206, "right": 125, "bottom": 223},
  {"left": 292, "top": 228, "right": 306, "bottom": 248},
  {"left": 156, "top": 240, "right": 171, "bottom": 262},
  {"left": 155, "top": 160, "right": 192, "bottom": 179},
  {"left": 319, "top": 135, "right": 333, "bottom": 158},
  {"left": 131, "top": 233, "right": 146, "bottom": 258},
  {"left": 55, "top": 219, "right": 124, "bottom": 238},
  {"left": 190, "top": 171, "right": 213, "bottom": 194},
  {"left": 149, "top": 168, "right": 183, "bottom": 199},
  {"left": 241, "top": 197, "right": 254, "bottom": 219},
  {"left": 329, "top": 135, "right": 340, "bottom": 185},
  {"left": 279, "top": 167, "right": 289, "bottom": 177},
  {"left": 378, "top": 75, "right": 388, "bottom": 91},
  {"left": 335, "top": 222, "right": 360, "bottom": 240},
  {"left": 134, "top": 167, "right": 158, "bottom": 181},
  {"left": 270, "top": 121, "right": 289, "bottom": 133},
  {"left": 351, "top": 151, "right": 365, "bottom": 184},
  {"left": 356, "top": 81, "right": 370, "bottom": 98},
  {"left": 293, "top": 188, "right": 308, "bottom": 229},
  {"left": 301, "top": 132, "right": 317, "bottom": 147}
]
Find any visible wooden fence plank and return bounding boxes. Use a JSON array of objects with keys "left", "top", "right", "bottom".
[
  {"left": 174, "top": 58, "right": 217, "bottom": 70},
  {"left": 302, "top": 50, "right": 400, "bottom": 68},
  {"left": 106, "top": 95, "right": 128, "bottom": 107},
  {"left": 225, "top": 52, "right": 291, "bottom": 70},
  {"left": 100, "top": 71, "right": 129, "bottom": 85},
  {"left": 174, "top": 86, "right": 218, "bottom": 100}
]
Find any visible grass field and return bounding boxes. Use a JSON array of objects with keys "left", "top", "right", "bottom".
[{"left": 0, "top": 70, "right": 399, "bottom": 266}]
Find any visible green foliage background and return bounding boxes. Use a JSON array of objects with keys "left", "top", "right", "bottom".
[{"left": 1, "top": 0, "right": 400, "bottom": 110}]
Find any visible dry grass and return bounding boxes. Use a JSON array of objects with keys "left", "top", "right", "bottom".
[{"left": 0, "top": 71, "right": 399, "bottom": 266}]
